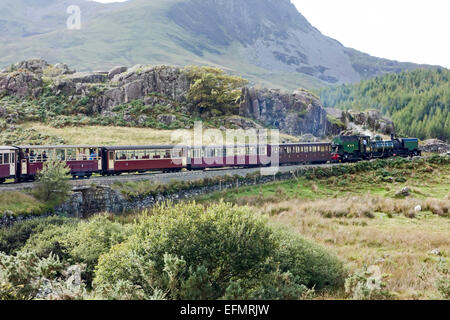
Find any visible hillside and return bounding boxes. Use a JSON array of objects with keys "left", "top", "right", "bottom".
[
  {"left": 319, "top": 69, "right": 450, "bottom": 142},
  {"left": 0, "top": 0, "right": 439, "bottom": 90}
]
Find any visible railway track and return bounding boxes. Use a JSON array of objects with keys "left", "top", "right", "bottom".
[{"left": 0, "top": 163, "right": 336, "bottom": 192}]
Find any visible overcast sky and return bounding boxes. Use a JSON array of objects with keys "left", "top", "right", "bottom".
[{"left": 92, "top": 0, "right": 450, "bottom": 68}]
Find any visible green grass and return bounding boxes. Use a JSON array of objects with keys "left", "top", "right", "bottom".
[
  {"left": 198, "top": 159, "right": 449, "bottom": 205},
  {"left": 0, "top": 192, "right": 46, "bottom": 216}
]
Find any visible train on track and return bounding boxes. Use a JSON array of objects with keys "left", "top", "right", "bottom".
[{"left": 0, "top": 134, "right": 420, "bottom": 183}]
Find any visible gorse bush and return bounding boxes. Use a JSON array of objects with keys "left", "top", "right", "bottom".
[
  {"left": 0, "top": 216, "right": 70, "bottom": 255},
  {"left": 0, "top": 250, "right": 65, "bottom": 300},
  {"left": 22, "top": 215, "right": 132, "bottom": 285},
  {"left": 344, "top": 265, "right": 392, "bottom": 300},
  {"left": 93, "top": 201, "right": 344, "bottom": 300}
]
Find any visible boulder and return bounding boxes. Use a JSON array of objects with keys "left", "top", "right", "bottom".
[
  {"left": 395, "top": 187, "right": 411, "bottom": 197},
  {"left": 108, "top": 66, "right": 128, "bottom": 79},
  {"left": 223, "top": 116, "right": 263, "bottom": 130},
  {"left": 157, "top": 114, "right": 177, "bottom": 126}
]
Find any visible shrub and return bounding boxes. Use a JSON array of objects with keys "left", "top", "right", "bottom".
[
  {"left": 436, "top": 258, "right": 449, "bottom": 300},
  {"left": 94, "top": 201, "right": 275, "bottom": 299},
  {"left": 93, "top": 202, "right": 345, "bottom": 300},
  {"left": 34, "top": 160, "right": 71, "bottom": 203},
  {"left": 345, "top": 265, "right": 392, "bottom": 300},
  {"left": 272, "top": 229, "right": 345, "bottom": 290},
  {"left": 22, "top": 215, "right": 132, "bottom": 285},
  {"left": 0, "top": 216, "right": 70, "bottom": 254},
  {"left": 0, "top": 251, "right": 65, "bottom": 300}
]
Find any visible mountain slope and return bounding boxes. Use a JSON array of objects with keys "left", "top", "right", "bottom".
[
  {"left": 319, "top": 69, "right": 450, "bottom": 141},
  {"left": 0, "top": 0, "right": 440, "bottom": 90}
]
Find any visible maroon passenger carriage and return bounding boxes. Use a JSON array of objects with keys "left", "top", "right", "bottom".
[
  {"left": 189, "top": 144, "right": 270, "bottom": 170},
  {"left": 0, "top": 146, "right": 18, "bottom": 183},
  {"left": 275, "top": 142, "right": 333, "bottom": 165},
  {"left": 17, "top": 145, "right": 102, "bottom": 180},
  {"left": 101, "top": 145, "right": 187, "bottom": 175}
]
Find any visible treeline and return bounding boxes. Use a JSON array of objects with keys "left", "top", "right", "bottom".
[{"left": 319, "top": 69, "right": 450, "bottom": 141}]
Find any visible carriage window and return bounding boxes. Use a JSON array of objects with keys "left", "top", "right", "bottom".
[
  {"left": 56, "top": 149, "right": 66, "bottom": 161},
  {"left": 235, "top": 147, "right": 245, "bottom": 156},
  {"left": 259, "top": 146, "right": 267, "bottom": 156},
  {"left": 11, "top": 153, "right": 15, "bottom": 164},
  {"left": 3, "top": 154, "right": 9, "bottom": 164},
  {"left": 0, "top": 154, "right": 3, "bottom": 164},
  {"left": 66, "top": 149, "right": 76, "bottom": 161}
]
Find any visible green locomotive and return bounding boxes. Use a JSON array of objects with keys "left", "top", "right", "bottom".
[{"left": 331, "top": 134, "right": 421, "bottom": 162}]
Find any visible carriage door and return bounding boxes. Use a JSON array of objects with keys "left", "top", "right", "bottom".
[
  {"left": 108, "top": 151, "right": 115, "bottom": 170},
  {"left": 10, "top": 151, "right": 16, "bottom": 176}
]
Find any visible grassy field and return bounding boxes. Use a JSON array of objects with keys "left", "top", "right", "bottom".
[
  {"left": 0, "top": 192, "right": 45, "bottom": 216},
  {"left": 197, "top": 159, "right": 450, "bottom": 299},
  {"left": 22, "top": 122, "right": 301, "bottom": 146}
]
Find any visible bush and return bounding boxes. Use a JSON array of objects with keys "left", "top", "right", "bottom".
[
  {"left": 345, "top": 266, "right": 392, "bottom": 300},
  {"left": 0, "top": 216, "right": 70, "bottom": 255},
  {"left": 22, "top": 215, "right": 132, "bottom": 285},
  {"left": 34, "top": 160, "right": 71, "bottom": 203},
  {"left": 93, "top": 202, "right": 345, "bottom": 300},
  {"left": 436, "top": 258, "right": 449, "bottom": 300},
  {"left": 0, "top": 251, "right": 65, "bottom": 300},
  {"left": 273, "top": 229, "right": 345, "bottom": 290}
]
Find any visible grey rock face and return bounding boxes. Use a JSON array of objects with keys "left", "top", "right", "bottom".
[
  {"left": 169, "top": 0, "right": 359, "bottom": 84},
  {"left": 239, "top": 87, "right": 330, "bottom": 137},
  {"left": 0, "top": 71, "right": 43, "bottom": 98},
  {"left": 64, "top": 72, "right": 108, "bottom": 84}
]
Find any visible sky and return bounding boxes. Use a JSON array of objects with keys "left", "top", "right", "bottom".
[{"left": 92, "top": 0, "right": 450, "bottom": 68}]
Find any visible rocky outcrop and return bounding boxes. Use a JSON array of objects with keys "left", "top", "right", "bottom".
[
  {"left": 325, "top": 108, "right": 396, "bottom": 136},
  {"left": 50, "top": 64, "right": 191, "bottom": 114},
  {"left": 13, "top": 58, "right": 50, "bottom": 74},
  {"left": 0, "top": 71, "right": 43, "bottom": 98},
  {"left": 239, "top": 88, "right": 331, "bottom": 137},
  {"left": 421, "top": 139, "right": 450, "bottom": 154},
  {"left": 1, "top": 58, "right": 349, "bottom": 138}
]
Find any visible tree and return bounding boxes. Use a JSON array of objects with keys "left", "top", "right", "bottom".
[
  {"left": 184, "top": 66, "right": 248, "bottom": 115},
  {"left": 34, "top": 159, "right": 71, "bottom": 203}
]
